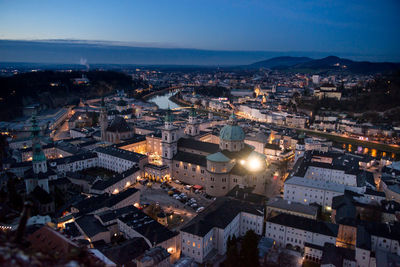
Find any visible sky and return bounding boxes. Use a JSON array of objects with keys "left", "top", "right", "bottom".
[{"left": 0, "top": 0, "right": 399, "bottom": 60}]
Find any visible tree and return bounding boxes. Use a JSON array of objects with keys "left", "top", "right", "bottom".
[
  {"left": 0, "top": 134, "right": 8, "bottom": 163},
  {"left": 7, "top": 177, "right": 23, "bottom": 211},
  {"left": 222, "top": 235, "right": 240, "bottom": 267},
  {"left": 240, "top": 230, "right": 259, "bottom": 267}
]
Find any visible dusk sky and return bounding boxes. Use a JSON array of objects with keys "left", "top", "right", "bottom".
[{"left": 1, "top": 0, "right": 400, "bottom": 60}]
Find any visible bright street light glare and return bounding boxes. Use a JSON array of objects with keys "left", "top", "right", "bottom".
[{"left": 249, "top": 158, "right": 261, "bottom": 171}]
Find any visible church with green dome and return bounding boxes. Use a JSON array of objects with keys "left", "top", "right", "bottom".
[{"left": 158, "top": 109, "right": 269, "bottom": 197}]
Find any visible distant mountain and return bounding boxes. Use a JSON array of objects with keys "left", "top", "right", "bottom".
[
  {"left": 0, "top": 40, "right": 337, "bottom": 66},
  {"left": 250, "top": 56, "right": 312, "bottom": 68},
  {"left": 250, "top": 55, "right": 400, "bottom": 74},
  {"left": 0, "top": 40, "right": 398, "bottom": 66}
]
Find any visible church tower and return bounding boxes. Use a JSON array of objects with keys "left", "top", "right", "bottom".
[
  {"left": 26, "top": 113, "right": 50, "bottom": 194},
  {"left": 185, "top": 106, "right": 200, "bottom": 137},
  {"left": 31, "top": 114, "right": 47, "bottom": 174},
  {"left": 100, "top": 97, "right": 108, "bottom": 141},
  {"left": 161, "top": 108, "right": 178, "bottom": 163}
]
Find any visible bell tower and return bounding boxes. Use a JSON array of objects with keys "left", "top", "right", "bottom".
[
  {"left": 100, "top": 97, "right": 108, "bottom": 141},
  {"left": 185, "top": 105, "right": 200, "bottom": 137},
  {"left": 31, "top": 114, "right": 47, "bottom": 174},
  {"left": 26, "top": 113, "right": 49, "bottom": 194},
  {"left": 161, "top": 108, "right": 178, "bottom": 162}
]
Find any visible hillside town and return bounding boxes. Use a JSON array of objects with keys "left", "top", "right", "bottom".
[{"left": 1, "top": 67, "right": 400, "bottom": 267}]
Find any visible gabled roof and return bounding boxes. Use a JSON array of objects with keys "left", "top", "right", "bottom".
[
  {"left": 267, "top": 213, "right": 338, "bottom": 237},
  {"left": 91, "top": 167, "right": 140, "bottom": 191},
  {"left": 75, "top": 215, "right": 109, "bottom": 238},
  {"left": 106, "top": 116, "right": 131, "bottom": 132},
  {"left": 181, "top": 198, "right": 263, "bottom": 237}
]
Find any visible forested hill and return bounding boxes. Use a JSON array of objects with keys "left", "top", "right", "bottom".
[
  {"left": 0, "top": 70, "right": 147, "bottom": 121},
  {"left": 250, "top": 56, "right": 400, "bottom": 74}
]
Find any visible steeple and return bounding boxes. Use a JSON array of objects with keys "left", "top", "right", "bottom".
[
  {"left": 31, "top": 113, "right": 47, "bottom": 174},
  {"left": 161, "top": 107, "right": 178, "bottom": 162},
  {"left": 185, "top": 105, "right": 199, "bottom": 137},
  {"left": 189, "top": 105, "right": 196, "bottom": 118},
  {"left": 228, "top": 111, "right": 238, "bottom": 125},
  {"left": 100, "top": 97, "right": 108, "bottom": 141},
  {"left": 164, "top": 107, "right": 174, "bottom": 129}
]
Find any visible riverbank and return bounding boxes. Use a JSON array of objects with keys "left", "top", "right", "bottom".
[
  {"left": 297, "top": 128, "right": 400, "bottom": 155},
  {"left": 142, "top": 86, "right": 180, "bottom": 101},
  {"left": 169, "top": 94, "right": 229, "bottom": 118}
]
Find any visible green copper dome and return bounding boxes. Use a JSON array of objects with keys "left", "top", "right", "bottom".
[
  {"left": 164, "top": 108, "right": 174, "bottom": 122},
  {"left": 219, "top": 112, "right": 245, "bottom": 141},
  {"left": 220, "top": 125, "right": 245, "bottom": 141},
  {"left": 189, "top": 105, "right": 196, "bottom": 117}
]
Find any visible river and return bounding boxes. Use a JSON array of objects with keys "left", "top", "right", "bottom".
[{"left": 147, "top": 92, "right": 181, "bottom": 110}]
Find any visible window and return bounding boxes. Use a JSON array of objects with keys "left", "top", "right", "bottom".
[{"left": 201, "top": 170, "right": 204, "bottom": 174}]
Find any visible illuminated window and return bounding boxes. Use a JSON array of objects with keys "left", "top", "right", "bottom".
[{"left": 193, "top": 242, "right": 195, "bottom": 247}]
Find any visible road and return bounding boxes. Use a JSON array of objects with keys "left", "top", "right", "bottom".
[{"left": 53, "top": 119, "right": 70, "bottom": 141}]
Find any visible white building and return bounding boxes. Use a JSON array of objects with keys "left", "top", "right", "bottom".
[
  {"left": 284, "top": 176, "right": 348, "bottom": 209},
  {"left": 95, "top": 146, "right": 147, "bottom": 173},
  {"left": 180, "top": 200, "right": 264, "bottom": 263},
  {"left": 265, "top": 213, "right": 338, "bottom": 250},
  {"left": 50, "top": 152, "right": 99, "bottom": 175}
]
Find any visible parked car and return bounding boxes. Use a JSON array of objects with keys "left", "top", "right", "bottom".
[
  {"left": 184, "top": 185, "right": 192, "bottom": 190},
  {"left": 196, "top": 207, "right": 205, "bottom": 213},
  {"left": 175, "top": 180, "right": 182, "bottom": 184}
]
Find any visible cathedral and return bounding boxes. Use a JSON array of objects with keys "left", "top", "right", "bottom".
[
  {"left": 152, "top": 108, "right": 269, "bottom": 196},
  {"left": 100, "top": 102, "right": 270, "bottom": 197}
]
